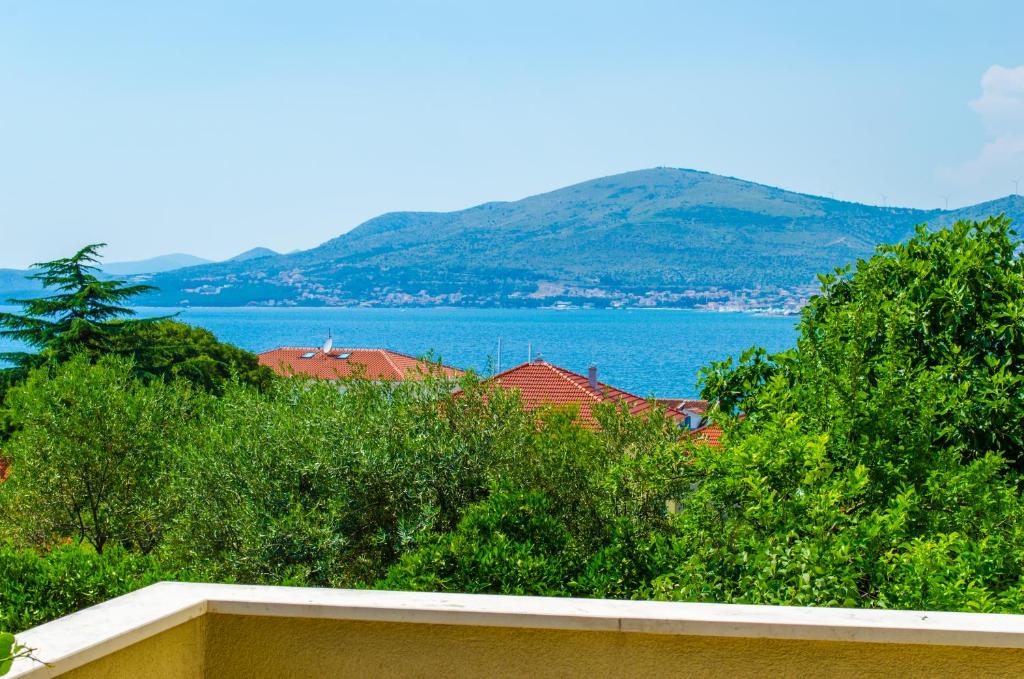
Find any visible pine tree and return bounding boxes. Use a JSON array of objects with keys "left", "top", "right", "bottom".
[{"left": 0, "top": 244, "right": 157, "bottom": 372}]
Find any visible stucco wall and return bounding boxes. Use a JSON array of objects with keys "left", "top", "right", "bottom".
[
  {"left": 204, "top": 614, "right": 1024, "bottom": 679},
  {"left": 58, "top": 618, "right": 204, "bottom": 679},
  {"left": 33, "top": 582, "right": 1024, "bottom": 679}
]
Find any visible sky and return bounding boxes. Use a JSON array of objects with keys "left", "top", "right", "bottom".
[{"left": 1, "top": 0, "right": 1023, "bottom": 268}]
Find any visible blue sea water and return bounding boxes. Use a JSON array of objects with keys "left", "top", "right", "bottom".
[{"left": 0, "top": 307, "right": 798, "bottom": 397}]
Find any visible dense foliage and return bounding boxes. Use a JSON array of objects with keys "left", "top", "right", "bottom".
[
  {"left": 0, "top": 244, "right": 157, "bottom": 373},
  {"left": 0, "top": 541, "right": 175, "bottom": 632},
  {"left": 384, "top": 216, "right": 1024, "bottom": 609},
  {"left": 685, "top": 215, "right": 1024, "bottom": 609},
  {"left": 106, "top": 319, "right": 274, "bottom": 394},
  {"left": 2, "top": 217, "right": 1024, "bottom": 634},
  {"left": 0, "top": 245, "right": 272, "bottom": 440},
  {"left": 0, "top": 358, "right": 197, "bottom": 554}
]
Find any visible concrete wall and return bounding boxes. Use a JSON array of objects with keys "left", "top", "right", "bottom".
[
  {"left": 20, "top": 584, "right": 1024, "bottom": 678},
  {"left": 205, "top": 615, "right": 1024, "bottom": 679},
  {"left": 58, "top": 619, "right": 204, "bottom": 679},
  {"left": 59, "top": 613, "right": 1024, "bottom": 679}
]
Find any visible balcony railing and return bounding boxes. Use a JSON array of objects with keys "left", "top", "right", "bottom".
[{"left": 10, "top": 582, "right": 1024, "bottom": 677}]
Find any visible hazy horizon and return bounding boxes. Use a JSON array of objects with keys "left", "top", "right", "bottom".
[{"left": 2, "top": 1, "right": 1022, "bottom": 268}]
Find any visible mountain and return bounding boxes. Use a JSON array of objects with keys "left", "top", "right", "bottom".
[
  {"left": 139, "top": 169, "right": 1024, "bottom": 309},
  {"left": 0, "top": 269, "right": 42, "bottom": 302},
  {"left": 102, "top": 253, "right": 213, "bottom": 276},
  {"left": 0, "top": 254, "right": 212, "bottom": 301},
  {"left": 6, "top": 169, "right": 1022, "bottom": 310},
  {"left": 227, "top": 247, "right": 280, "bottom": 263},
  {"left": 0, "top": 250, "right": 280, "bottom": 301}
]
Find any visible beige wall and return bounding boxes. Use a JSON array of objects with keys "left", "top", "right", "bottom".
[
  {"left": 62, "top": 613, "right": 1024, "bottom": 679},
  {"left": 59, "top": 618, "right": 204, "bottom": 679}
]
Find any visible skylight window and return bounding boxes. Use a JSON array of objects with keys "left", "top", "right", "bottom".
[
  {"left": 336, "top": 352, "right": 352, "bottom": 360},
  {"left": 300, "top": 351, "right": 317, "bottom": 359}
]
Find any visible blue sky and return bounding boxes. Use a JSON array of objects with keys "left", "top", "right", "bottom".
[{"left": 1, "top": 0, "right": 1022, "bottom": 268}]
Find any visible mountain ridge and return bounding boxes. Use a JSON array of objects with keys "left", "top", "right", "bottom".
[
  {"left": 102, "top": 253, "right": 213, "bottom": 276},
  {"left": 138, "top": 168, "right": 1024, "bottom": 310},
  {"left": 227, "top": 247, "right": 280, "bottom": 263},
  {"left": 4, "top": 168, "right": 1022, "bottom": 310}
]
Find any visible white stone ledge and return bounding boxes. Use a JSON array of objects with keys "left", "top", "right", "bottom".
[{"left": 12, "top": 582, "right": 1024, "bottom": 676}]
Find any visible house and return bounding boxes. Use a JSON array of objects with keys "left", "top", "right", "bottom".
[
  {"left": 690, "top": 422, "right": 723, "bottom": 447},
  {"left": 657, "top": 398, "right": 726, "bottom": 447},
  {"left": 258, "top": 346, "right": 463, "bottom": 381},
  {"left": 483, "top": 358, "right": 686, "bottom": 430},
  {"left": 655, "top": 398, "right": 709, "bottom": 431}
]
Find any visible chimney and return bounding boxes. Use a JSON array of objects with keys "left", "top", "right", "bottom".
[{"left": 588, "top": 365, "right": 599, "bottom": 391}]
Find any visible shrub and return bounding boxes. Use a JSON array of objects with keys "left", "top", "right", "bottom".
[
  {"left": 379, "top": 489, "right": 581, "bottom": 596},
  {"left": 163, "top": 373, "right": 537, "bottom": 586},
  {"left": 0, "top": 541, "right": 177, "bottom": 633},
  {"left": 654, "top": 217, "right": 1024, "bottom": 611},
  {"left": 0, "top": 357, "right": 200, "bottom": 553}
]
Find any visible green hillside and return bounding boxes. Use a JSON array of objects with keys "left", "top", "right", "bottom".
[{"left": 10, "top": 168, "right": 1024, "bottom": 309}]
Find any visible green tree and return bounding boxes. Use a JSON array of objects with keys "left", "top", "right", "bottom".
[
  {"left": 377, "top": 401, "right": 688, "bottom": 599},
  {"left": 379, "top": 489, "right": 582, "bottom": 596},
  {"left": 108, "top": 319, "right": 275, "bottom": 394},
  {"left": 0, "top": 357, "right": 198, "bottom": 554},
  {"left": 0, "top": 245, "right": 272, "bottom": 410},
  {"left": 0, "top": 540, "right": 176, "bottom": 632},
  {"left": 164, "top": 372, "right": 536, "bottom": 587},
  {"left": 0, "top": 244, "right": 157, "bottom": 373},
  {"left": 701, "top": 215, "right": 1024, "bottom": 472},
  {"left": 653, "top": 216, "right": 1024, "bottom": 611}
]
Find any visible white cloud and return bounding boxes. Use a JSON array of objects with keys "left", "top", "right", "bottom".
[
  {"left": 939, "top": 65, "right": 1024, "bottom": 201},
  {"left": 970, "top": 65, "right": 1024, "bottom": 136}
]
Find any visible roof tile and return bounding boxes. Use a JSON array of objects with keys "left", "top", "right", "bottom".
[
  {"left": 484, "top": 360, "right": 685, "bottom": 429},
  {"left": 258, "top": 347, "right": 463, "bottom": 381},
  {"left": 690, "top": 422, "right": 723, "bottom": 447}
]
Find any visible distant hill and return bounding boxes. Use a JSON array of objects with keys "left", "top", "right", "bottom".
[
  {"left": 102, "top": 253, "right": 213, "bottom": 276},
  {"left": 138, "top": 168, "right": 1024, "bottom": 309},
  {"left": 227, "top": 247, "right": 279, "bottom": 263},
  {"left": 0, "top": 249, "right": 280, "bottom": 302},
  {"left": 0, "top": 268, "right": 41, "bottom": 302}
]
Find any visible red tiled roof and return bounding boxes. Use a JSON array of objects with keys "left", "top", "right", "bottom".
[
  {"left": 656, "top": 398, "right": 708, "bottom": 414},
  {"left": 258, "top": 347, "right": 463, "bottom": 381},
  {"left": 0, "top": 455, "right": 9, "bottom": 482},
  {"left": 690, "top": 422, "right": 723, "bottom": 447},
  {"left": 484, "top": 360, "right": 685, "bottom": 429}
]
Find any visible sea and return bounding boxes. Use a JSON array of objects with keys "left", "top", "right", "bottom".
[{"left": 0, "top": 307, "right": 798, "bottom": 397}]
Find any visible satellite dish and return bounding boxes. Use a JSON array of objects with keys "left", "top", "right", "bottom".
[{"left": 322, "top": 336, "right": 333, "bottom": 354}]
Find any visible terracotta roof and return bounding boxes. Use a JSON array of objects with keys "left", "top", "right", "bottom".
[
  {"left": 258, "top": 347, "right": 464, "bottom": 381},
  {"left": 690, "top": 422, "right": 723, "bottom": 447},
  {"left": 484, "top": 360, "right": 685, "bottom": 429},
  {"left": 0, "top": 455, "right": 8, "bottom": 482},
  {"left": 656, "top": 398, "right": 708, "bottom": 414}
]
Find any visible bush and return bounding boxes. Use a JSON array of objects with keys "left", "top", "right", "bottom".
[
  {"left": 0, "top": 541, "right": 177, "bottom": 632},
  {"left": 163, "top": 373, "right": 538, "bottom": 586},
  {"left": 655, "top": 217, "right": 1024, "bottom": 611},
  {"left": 379, "top": 489, "right": 582, "bottom": 596},
  {"left": 109, "top": 320, "right": 276, "bottom": 394},
  {"left": 0, "top": 357, "right": 201, "bottom": 554}
]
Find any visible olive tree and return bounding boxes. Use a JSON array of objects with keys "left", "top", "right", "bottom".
[{"left": 0, "top": 357, "right": 198, "bottom": 554}]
